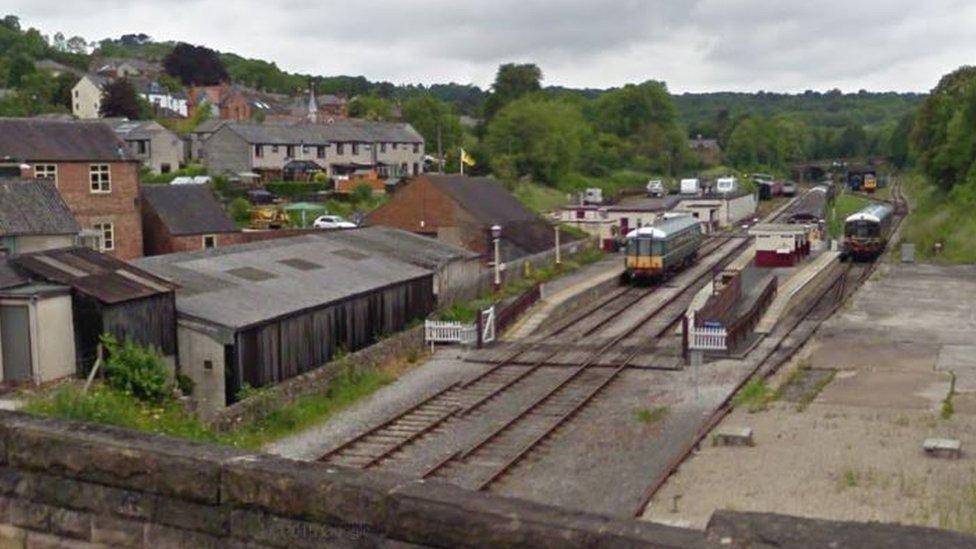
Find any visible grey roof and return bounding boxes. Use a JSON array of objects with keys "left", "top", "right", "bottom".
[
  {"left": 317, "top": 226, "right": 477, "bottom": 270},
  {"left": 224, "top": 119, "right": 423, "bottom": 145},
  {"left": 193, "top": 118, "right": 228, "bottom": 134},
  {"left": 133, "top": 234, "right": 432, "bottom": 331},
  {"left": 0, "top": 118, "right": 133, "bottom": 162},
  {"left": 141, "top": 184, "right": 239, "bottom": 236},
  {"left": 0, "top": 259, "right": 28, "bottom": 290},
  {"left": 104, "top": 119, "right": 174, "bottom": 141},
  {"left": 0, "top": 179, "right": 80, "bottom": 237}
]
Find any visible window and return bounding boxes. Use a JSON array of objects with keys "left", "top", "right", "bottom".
[
  {"left": 286, "top": 145, "right": 295, "bottom": 158},
  {"left": 161, "top": 163, "right": 171, "bottom": 174},
  {"left": 89, "top": 164, "right": 111, "bottom": 193},
  {"left": 74, "top": 90, "right": 78, "bottom": 98},
  {"left": 203, "top": 360, "right": 213, "bottom": 371},
  {"left": 413, "top": 143, "right": 420, "bottom": 154},
  {"left": 34, "top": 164, "right": 57, "bottom": 185},
  {"left": 380, "top": 142, "right": 386, "bottom": 153},
  {"left": 302, "top": 146, "right": 309, "bottom": 154},
  {"left": 392, "top": 142, "right": 398, "bottom": 150},
  {"left": 93, "top": 222, "right": 114, "bottom": 251},
  {"left": 136, "top": 141, "right": 147, "bottom": 154},
  {"left": 271, "top": 145, "right": 279, "bottom": 153},
  {"left": 316, "top": 146, "right": 326, "bottom": 159},
  {"left": 203, "top": 235, "right": 216, "bottom": 249},
  {"left": 336, "top": 143, "right": 344, "bottom": 155},
  {"left": 254, "top": 144, "right": 264, "bottom": 158},
  {"left": 352, "top": 143, "right": 359, "bottom": 155}
]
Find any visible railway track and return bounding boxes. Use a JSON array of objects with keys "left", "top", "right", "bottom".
[{"left": 320, "top": 236, "right": 750, "bottom": 475}]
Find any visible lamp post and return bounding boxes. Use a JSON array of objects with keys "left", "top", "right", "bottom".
[
  {"left": 550, "top": 213, "right": 562, "bottom": 267},
  {"left": 491, "top": 224, "right": 502, "bottom": 290}
]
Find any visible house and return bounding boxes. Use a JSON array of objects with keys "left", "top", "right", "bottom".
[
  {"left": 34, "top": 59, "right": 82, "bottom": 78},
  {"left": 140, "top": 184, "right": 241, "bottom": 256},
  {"left": 134, "top": 235, "right": 434, "bottom": 417},
  {"left": 10, "top": 247, "right": 178, "bottom": 374},
  {"left": 203, "top": 120, "right": 424, "bottom": 181},
  {"left": 0, "top": 180, "right": 82, "bottom": 384},
  {"left": 0, "top": 118, "right": 144, "bottom": 259},
  {"left": 71, "top": 74, "right": 107, "bottom": 119},
  {"left": 187, "top": 118, "right": 228, "bottom": 161},
  {"left": 0, "top": 179, "right": 80, "bottom": 254},
  {"left": 366, "top": 175, "right": 560, "bottom": 261},
  {"left": 105, "top": 119, "right": 185, "bottom": 174},
  {"left": 749, "top": 224, "right": 811, "bottom": 267},
  {"left": 187, "top": 84, "right": 291, "bottom": 122},
  {"left": 71, "top": 74, "right": 188, "bottom": 119},
  {"left": 90, "top": 57, "right": 162, "bottom": 79},
  {"left": 674, "top": 191, "right": 757, "bottom": 233}
]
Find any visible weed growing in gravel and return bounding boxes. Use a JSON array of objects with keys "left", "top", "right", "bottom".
[
  {"left": 635, "top": 406, "right": 669, "bottom": 424},
  {"left": 734, "top": 378, "right": 775, "bottom": 412},
  {"left": 942, "top": 372, "right": 957, "bottom": 420}
]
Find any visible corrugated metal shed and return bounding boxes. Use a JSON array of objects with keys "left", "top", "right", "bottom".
[
  {"left": 134, "top": 234, "right": 432, "bottom": 330},
  {"left": 0, "top": 118, "right": 134, "bottom": 162},
  {"left": 11, "top": 247, "right": 177, "bottom": 304},
  {"left": 0, "top": 179, "right": 80, "bottom": 237},
  {"left": 317, "top": 226, "right": 478, "bottom": 271}
]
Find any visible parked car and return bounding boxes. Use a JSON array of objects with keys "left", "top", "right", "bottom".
[
  {"left": 646, "top": 179, "right": 666, "bottom": 197},
  {"left": 313, "top": 215, "right": 357, "bottom": 229},
  {"left": 782, "top": 181, "right": 797, "bottom": 197}
]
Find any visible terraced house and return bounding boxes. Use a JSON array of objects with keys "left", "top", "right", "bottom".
[
  {"left": 202, "top": 120, "right": 424, "bottom": 181},
  {"left": 0, "top": 118, "right": 144, "bottom": 260}
]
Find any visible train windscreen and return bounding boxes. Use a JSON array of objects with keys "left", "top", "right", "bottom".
[
  {"left": 627, "top": 239, "right": 652, "bottom": 256},
  {"left": 845, "top": 220, "right": 880, "bottom": 238}
]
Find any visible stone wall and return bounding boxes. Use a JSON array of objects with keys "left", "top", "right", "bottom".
[
  {"left": 0, "top": 411, "right": 971, "bottom": 547},
  {"left": 0, "top": 411, "right": 701, "bottom": 548},
  {"left": 208, "top": 325, "right": 425, "bottom": 431}
]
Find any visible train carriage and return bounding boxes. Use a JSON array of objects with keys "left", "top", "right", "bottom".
[
  {"left": 623, "top": 215, "right": 703, "bottom": 282},
  {"left": 786, "top": 185, "right": 830, "bottom": 224},
  {"left": 843, "top": 202, "right": 894, "bottom": 260}
]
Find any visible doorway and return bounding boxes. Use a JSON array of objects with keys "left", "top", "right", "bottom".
[{"left": 0, "top": 305, "right": 32, "bottom": 382}]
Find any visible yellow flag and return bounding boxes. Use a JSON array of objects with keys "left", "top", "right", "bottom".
[{"left": 460, "top": 148, "right": 475, "bottom": 167}]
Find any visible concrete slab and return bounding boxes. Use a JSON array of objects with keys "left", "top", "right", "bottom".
[
  {"left": 816, "top": 370, "right": 951, "bottom": 411},
  {"left": 936, "top": 345, "right": 976, "bottom": 393}
]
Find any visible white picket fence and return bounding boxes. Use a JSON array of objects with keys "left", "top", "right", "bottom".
[
  {"left": 689, "top": 324, "right": 728, "bottom": 351},
  {"left": 425, "top": 306, "right": 496, "bottom": 347}
]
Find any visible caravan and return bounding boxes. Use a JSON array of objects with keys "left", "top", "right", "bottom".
[{"left": 716, "top": 177, "right": 738, "bottom": 194}]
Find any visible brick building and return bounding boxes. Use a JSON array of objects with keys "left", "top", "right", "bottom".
[
  {"left": 366, "top": 175, "right": 559, "bottom": 261},
  {"left": 0, "top": 119, "right": 144, "bottom": 260},
  {"left": 140, "top": 184, "right": 241, "bottom": 256}
]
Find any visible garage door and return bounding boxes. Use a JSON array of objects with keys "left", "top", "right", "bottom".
[{"left": 0, "top": 305, "right": 32, "bottom": 382}]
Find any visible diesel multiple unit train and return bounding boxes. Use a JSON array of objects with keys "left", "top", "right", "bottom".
[
  {"left": 622, "top": 215, "right": 704, "bottom": 282},
  {"left": 843, "top": 202, "right": 895, "bottom": 260}
]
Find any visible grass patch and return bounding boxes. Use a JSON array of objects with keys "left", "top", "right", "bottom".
[
  {"left": 513, "top": 182, "right": 571, "bottom": 214},
  {"left": 556, "top": 169, "right": 658, "bottom": 197},
  {"left": 634, "top": 406, "right": 669, "bottom": 424},
  {"left": 902, "top": 172, "right": 976, "bottom": 263},
  {"left": 24, "top": 358, "right": 413, "bottom": 450},
  {"left": 942, "top": 371, "right": 957, "bottom": 420},
  {"left": 827, "top": 192, "right": 873, "bottom": 238},
  {"left": 733, "top": 377, "right": 775, "bottom": 412}
]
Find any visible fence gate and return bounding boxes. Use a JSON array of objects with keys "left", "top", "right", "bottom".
[{"left": 480, "top": 306, "right": 496, "bottom": 345}]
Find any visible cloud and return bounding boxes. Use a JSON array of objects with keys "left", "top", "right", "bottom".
[{"left": 5, "top": 0, "right": 972, "bottom": 92}]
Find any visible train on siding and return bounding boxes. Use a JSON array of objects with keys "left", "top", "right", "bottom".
[
  {"left": 785, "top": 185, "right": 832, "bottom": 224},
  {"left": 843, "top": 202, "right": 895, "bottom": 260},
  {"left": 622, "top": 215, "right": 704, "bottom": 282}
]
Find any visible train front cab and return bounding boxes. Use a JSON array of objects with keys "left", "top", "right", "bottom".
[
  {"left": 844, "top": 219, "right": 884, "bottom": 261},
  {"left": 624, "top": 237, "right": 663, "bottom": 281}
]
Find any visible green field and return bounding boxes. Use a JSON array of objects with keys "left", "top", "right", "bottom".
[{"left": 901, "top": 173, "right": 976, "bottom": 263}]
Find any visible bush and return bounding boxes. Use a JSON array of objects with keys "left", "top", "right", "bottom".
[
  {"left": 100, "top": 334, "right": 171, "bottom": 402},
  {"left": 176, "top": 373, "right": 195, "bottom": 396},
  {"left": 228, "top": 197, "right": 251, "bottom": 225},
  {"left": 351, "top": 183, "right": 374, "bottom": 203},
  {"left": 265, "top": 181, "right": 328, "bottom": 197}
]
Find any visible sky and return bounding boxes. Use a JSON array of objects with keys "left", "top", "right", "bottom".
[{"left": 7, "top": 0, "right": 975, "bottom": 93}]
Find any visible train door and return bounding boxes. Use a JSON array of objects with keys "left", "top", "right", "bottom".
[{"left": 620, "top": 218, "right": 629, "bottom": 235}]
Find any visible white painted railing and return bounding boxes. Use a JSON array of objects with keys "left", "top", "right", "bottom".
[
  {"left": 425, "top": 320, "right": 477, "bottom": 345},
  {"left": 689, "top": 325, "right": 728, "bottom": 351},
  {"left": 481, "top": 306, "right": 496, "bottom": 344}
]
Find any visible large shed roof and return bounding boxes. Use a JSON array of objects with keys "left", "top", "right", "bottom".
[
  {"left": 141, "top": 184, "right": 239, "bottom": 236},
  {"left": 0, "top": 179, "right": 80, "bottom": 237},
  {"left": 313, "top": 226, "right": 478, "bottom": 270},
  {"left": 134, "top": 234, "right": 432, "bottom": 331},
  {"left": 0, "top": 118, "right": 134, "bottom": 162}
]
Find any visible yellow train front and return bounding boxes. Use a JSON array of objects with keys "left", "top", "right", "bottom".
[{"left": 623, "top": 215, "right": 704, "bottom": 282}]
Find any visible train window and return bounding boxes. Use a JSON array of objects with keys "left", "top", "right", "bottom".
[
  {"left": 651, "top": 241, "right": 665, "bottom": 255},
  {"left": 846, "top": 221, "right": 878, "bottom": 238},
  {"left": 639, "top": 240, "right": 651, "bottom": 256},
  {"left": 626, "top": 240, "right": 639, "bottom": 255}
]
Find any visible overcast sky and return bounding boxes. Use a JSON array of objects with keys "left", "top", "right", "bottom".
[{"left": 8, "top": 0, "right": 974, "bottom": 93}]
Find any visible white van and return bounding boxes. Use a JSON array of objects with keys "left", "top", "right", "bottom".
[
  {"left": 716, "top": 176, "right": 738, "bottom": 194},
  {"left": 680, "top": 178, "right": 700, "bottom": 195},
  {"left": 584, "top": 188, "right": 604, "bottom": 204}
]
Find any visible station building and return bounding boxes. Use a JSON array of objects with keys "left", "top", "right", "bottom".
[{"left": 749, "top": 223, "right": 811, "bottom": 267}]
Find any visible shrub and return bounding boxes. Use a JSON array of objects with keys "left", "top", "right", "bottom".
[
  {"left": 100, "top": 334, "right": 171, "bottom": 402},
  {"left": 265, "top": 181, "right": 328, "bottom": 197},
  {"left": 176, "top": 373, "right": 195, "bottom": 396},
  {"left": 228, "top": 197, "right": 251, "bottom": 225},
  {"left": 351, "top": 183, "right": 374, "bottom": 203}
]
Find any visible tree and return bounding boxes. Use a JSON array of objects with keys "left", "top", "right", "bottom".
[
  {"left": 163, "top": 42, "right": 228, "bottom": 86},
  {"left": 912, "top": 66, "right": 976, "bottom": 191},
  {"left": 0, "top": 15, "right": 19, "bottom": 32},
  {"left": 346, "top": 96, "right": 393, "bottom": 120},
  {"left": 6, "top": 54, "right": 35, "bottom": 87},
  {"left": 401, "top": 96, "right": 462, "bottom": 169},
  {"left": 99, "top": 78, "right": 144, "bottom": 119},
  {"left": 483, "top": 63, "right": 542, "bottom": 120},
  {"left": 65, "top": 36, "right": 88, "bottom": 55},
  {"left": 836, "top": 123, "right": 868, "bottom": 158},
  {"left": 485, "top": 96, "right": 587, "bottom": 185}
]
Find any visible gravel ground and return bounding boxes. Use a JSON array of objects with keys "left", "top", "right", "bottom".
[{"left": 641, "top": 263, "right": 976, "bottom": 533}]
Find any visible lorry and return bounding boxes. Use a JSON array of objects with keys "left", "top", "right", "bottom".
[{"left": 680, "top": 178, "right": 701, "bottom": 195}]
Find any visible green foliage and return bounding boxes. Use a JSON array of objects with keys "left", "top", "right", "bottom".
[
  {"left": 176, "top": 373, "right": 195, "bottom": 396},
  {"left": 513, "top": 182, "right": 570, "bottom": 213},
  {"left": 485, "top": 96, "right": 588, "bottom": 185},
  {"left": 228, "top": 197, "right": 251, "bottom": 226},
  {"left": 912, "top": 66, "right": 976, "bottom": 193},
  {"left": 901, "top": 172, "right": 976, "bottom": 263},
  {"left": 634, "top": 406, "right": 669, "bottom": 424},
  {"left": 163, "top": 42, "right": 228, "bottom": 86},
  {"left": 139, "top": 165, "right": 208, "bottom": 184},
  {"left": 264, "top": 181, "right": 328, "bottom": 197},
  {"left": 347, "top": 95, "right": 394, "bottom": 120},
  {"left": 733, "top": 377, "right": 775, "bottom": 412},
  {"left": 99, "top": 78, "right": 149, "bottom": 119},
  {"left": 827, "top": 193, "right": 872, "bottom": 238},
  {"left": 484, "top": 63, "right": 542, "bottom": 120},
  {"left": 351, "top": 182, "right": 374, "bottom": 203},
  {"left": 401, "top": 95, "right": 463, "bottom": 168},
  {"left": 100, "top": 334, "right": 171, "bottom": 402}
]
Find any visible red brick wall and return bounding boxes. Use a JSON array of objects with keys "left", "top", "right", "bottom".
[{"left": 41, "top": 161, "right": 144, "bottom": 260}]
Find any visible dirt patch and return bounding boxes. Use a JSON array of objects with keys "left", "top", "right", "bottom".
[{"left": 778, "top": 367, "right": 836, "bottom": 409}]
